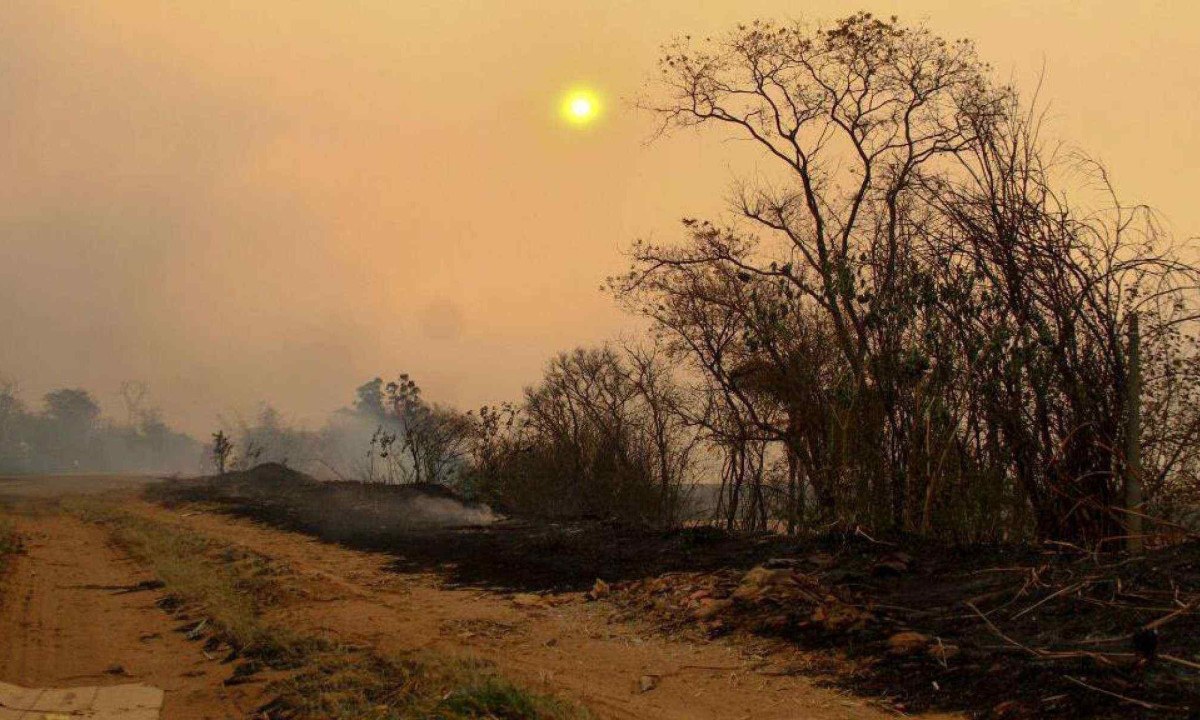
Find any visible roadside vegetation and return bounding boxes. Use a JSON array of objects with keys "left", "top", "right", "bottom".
[
  {"left": 71, "top": 500, "right": 587, "bottom": 720},
  {"left": 70, "top": 500, "right": 315, "bottom": 664},
  {"left": 266, "top": 653, "right": 584, "bottom": 720}
]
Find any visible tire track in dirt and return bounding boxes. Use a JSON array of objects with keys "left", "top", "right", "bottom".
[{"left": 131, "top": 501, "right": 960, "bottom": 720}]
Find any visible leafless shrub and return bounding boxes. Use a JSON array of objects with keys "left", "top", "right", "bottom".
[{"left": 465, "top": 346, "right": 701, "bottom": 528}]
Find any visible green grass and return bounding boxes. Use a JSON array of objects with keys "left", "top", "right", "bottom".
[
  {"left": 269, "top": 653, "right": 586, "bottom": 720},
  {"left": 68, "top": 499, "right": 317, "bottom": 664},
  {"left": 71, "top": 500, "right": 587, "bottom": 720}
]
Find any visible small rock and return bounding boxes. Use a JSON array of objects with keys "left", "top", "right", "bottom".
[
  {"left": 887, "top": 631, "right": 932, "bottom": 656},
  {"left": 763, "top": 557, "right": 802, "bottom": 569},
  {"left": 512, "top": 593, "right": 548, "bottom": 609},
  {"left": 586, "top": 579, "right": 611, "bottom": 601},
  {"left": 927, "top": 640, "right": 960, "bottom": 663},
  {"left": 732, "top": 567, "right": 795, "bottom": 600},
  {"left": 638, "top": 674, "right": 659, "bottom": 693},
  {"left": 694, "top": 598, "right": 732, "bottom": 620},
  {"left": 812, "top": 602, "right": 873, "bottom": 631}
]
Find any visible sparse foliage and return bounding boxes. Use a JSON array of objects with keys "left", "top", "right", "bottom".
[
  {"left": 211, "top": 430, "right": 233, "bottom": 476},
  {"left": 610, "top": 12, "right": 1200, "bottom": 543},
  {"left": 466, "top": 345, "right": 700, "bottom": 527}
]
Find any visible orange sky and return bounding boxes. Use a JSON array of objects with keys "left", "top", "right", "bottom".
[{"left": 2, "top": 1, "right": 1197, "bottom": 434}]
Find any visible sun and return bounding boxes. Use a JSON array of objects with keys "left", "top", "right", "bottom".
[{"left": 560, "top": 88, "right": 601, "bottom": 126}]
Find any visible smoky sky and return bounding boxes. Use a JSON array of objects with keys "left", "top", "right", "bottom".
[{"left": 2, "top": 1, "right": 1197, "bottom": 435}]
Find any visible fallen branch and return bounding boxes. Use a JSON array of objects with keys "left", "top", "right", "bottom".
[
  {"left": 1143, "top": 595, "right": 1200, "bottom": 632},
  {"left": 1161, "top": 653, "right": 1200, "bottom": 672},
  {"left": 1011, "top": 580, "right": 1088, "bottom": 620},
  {"left": 1063, "top": 675, "right": 1189, "bottom": 713},
  {"left": 965, "top": 602, "right": 1126, "bottom": 664}
]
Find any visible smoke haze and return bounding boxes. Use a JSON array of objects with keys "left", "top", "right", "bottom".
[{"left": 2, "top": 1, "right": 1197, "bottom": 436}]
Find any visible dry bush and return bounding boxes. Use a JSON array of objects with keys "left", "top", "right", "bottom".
[{"left": 466, "top": 346, "right": 701, "bottom": 528}]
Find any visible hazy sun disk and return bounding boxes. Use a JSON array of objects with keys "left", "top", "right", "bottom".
[{"left": 561, "top": 89, "right": 600, "bottom": 125}]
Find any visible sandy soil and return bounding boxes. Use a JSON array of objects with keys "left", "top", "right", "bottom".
[
  {"left": 0, "top": 477, "right": 960, "bottom": 719},
  {"left": 0, "top": 512, "right": 267, "bottom": 719}
]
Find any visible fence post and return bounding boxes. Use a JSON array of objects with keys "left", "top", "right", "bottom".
[{"left": 1125, "top": 312, "right": 1143, "bottom": 553}]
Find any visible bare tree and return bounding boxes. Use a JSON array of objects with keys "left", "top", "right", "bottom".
[
  {"left": 465, "top": 347, "right": 700, "bottom": 527},
  {"left": 617, "top": 12, "right": 1200, "bottom": 543},
  {"left": 119, "top": 381, "right": 148, "bottom": 427},
  {"left": 211, "top": 431, "right": 233, "bottom": 476},
  {"left": 375, "top": 375, "right": 472, "bottom": 486}
]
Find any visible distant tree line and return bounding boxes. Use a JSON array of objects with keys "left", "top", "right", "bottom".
[{"left": 0, "top": 379, "right": 200, "bottom": 475}]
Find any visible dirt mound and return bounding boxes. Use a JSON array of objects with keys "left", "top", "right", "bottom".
[{"left": 149, "top": 464, "right": 496, "bottom": 540}]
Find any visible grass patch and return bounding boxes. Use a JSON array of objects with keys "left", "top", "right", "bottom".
[
  {"left": 71, "top": 500, "right": 587, "bottom": 720},
  {"left": 266, "top": 653, "right": 586, "bottom": 720},
  {"left": 68, "top": 499, "right": 316, "bottom": 665}
]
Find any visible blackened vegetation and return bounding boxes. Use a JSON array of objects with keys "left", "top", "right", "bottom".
[
  {"left": 464, "top": 346, "right": 700, "bottom": 529},
  {"left": 612, "top": 540, "right": 1200, "bottom": 719},
  {"left": 152, "top": 465, "right": 1197, "bottom": 718},
  {"left": 148, "top": 463, "right": 495, "bottom": 540},
  {"left": 149, "top": 464, "right": 775, "bottom": 590}
]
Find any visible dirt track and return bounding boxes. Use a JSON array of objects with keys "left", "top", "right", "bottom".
[
  {"left": 0, "top": 474, "right": 162, "bottom": 499},
  {"left": 0, "top": 477, "right": 959, "bottom": 719},
  {"left": 0, "top": 512, "right": 267, "bottom": 719}
]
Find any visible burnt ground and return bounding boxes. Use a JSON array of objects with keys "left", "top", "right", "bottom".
[
  {"left": 148, "top": 465, "right": 1200, "bottom": 719},
  {"left": 147, "top": 463, "right": 791, "bottom": 591}
]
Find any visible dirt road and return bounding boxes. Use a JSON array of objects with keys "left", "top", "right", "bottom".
[
  {"left": 0, "top": 474, "right": 164, "bottom": 498},
  {"left": 0, "top": 478, "right": 959, "bottom": 719},
  {"left": 0, "top": 512, "right": 267, "bottom": 719}
]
